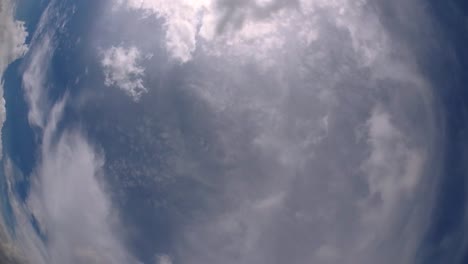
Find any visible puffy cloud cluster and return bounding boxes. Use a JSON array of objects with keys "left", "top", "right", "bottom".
[
  {"left": 0, "top": 0, "right": 28, "bottom": 75},
  {"left": 101, "top": 46, "right": 147, "bottom": 101}
]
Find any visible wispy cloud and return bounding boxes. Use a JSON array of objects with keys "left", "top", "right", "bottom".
[
  {"left": 0, "top": 0, "right": 28, "bottom": 261},
  {"left": 27, "top": 98, "right": 133, "bottom": 264},
  {"left": 22, "top": 35, "right": 52, "bottom": 128},
  {"left": 9, "top": 2, "right": 136, "bottom": 263}
]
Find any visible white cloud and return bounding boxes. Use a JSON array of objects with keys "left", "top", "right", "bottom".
[
  {"left": 113, "top": 0, "right": 392, "bottom": 68},
  {"left": 22, "top": 35, "right": 53, "bottom": 128},
  {"left": 14, "top": 3, "right": 136, "bottom": 262},
  {"left": 139, "top": 1, "right": 435, "bottom": 264},
  {"left": 155, "top": 254, "right": 172, "bottom": 264},
  {"left": 252, "top": 192, "right": 285, "bottom": 211},
  {"left": 0, "top": 157, "right": 47, "bottom": 264},
  {"left": 359, "top": 105, "right": 427, "bottom": 253},
  {"left": 101, "top": 46, "right": 147, "bottom": 101},
  {"left": 364, "top": 105, "right": 425, "bottom": 203},
  {"left": 115, "top": 0, "right": 209, "bottom": 63},
  {"left": 0, "top": 0, "right": 28, "bottom": 73},
  {"left": 21, "top": 0, "right": 71, "bottom": 128},
  {"left": 26, "top": 99, "right": 133, "bottom": 264},
  {"left": 77, "top": 0, "right": 441, "bottom": 263},
  {"left": 0, "top": 0, "right": 28, "bottom": 157},
  {"left": 114, "top": 0, "right": 292, "bottom": 63},
  {"left": 0, "top": 0, "right": 28, "bottom": 257}
]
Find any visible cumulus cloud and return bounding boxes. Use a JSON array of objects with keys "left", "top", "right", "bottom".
[
  {"left": 114, "top": 0, "right": 297, "bottom": 63},
  {"left": 114, "top": 0, "right": 206, "bottom": 62},
  {"left": 0, "top": 0, "right": 28, "bottom": 75},
  {"left": 210, "top": 0, "right": 300, "bottom": 36},
  {"left": 101, "top": 46, "right": 147, "bottom": 101},
  {"left": 113, "top": 0, "right": 392, "bottom": 67}
]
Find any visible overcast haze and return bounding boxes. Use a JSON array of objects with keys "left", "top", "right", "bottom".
[{"left": 0, "top": 0, "right": 468, "bottom": 263}]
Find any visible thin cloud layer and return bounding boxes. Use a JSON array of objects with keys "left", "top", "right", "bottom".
[
  {"left": 97, "top": 0, "right": 440, "bottom": 263},
  {"left": 0, "top": 0, "right": 451, "bottom": 263}
]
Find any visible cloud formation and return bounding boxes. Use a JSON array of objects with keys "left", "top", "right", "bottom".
[
  {"left": 0, "top": 0, "right": 28, "bottom": 261},
  {"left": 0, "top": 0, "right": 28, "bottom": 75},
  {"left": 101, "top": 46, "right": 147, "bottom": 101},
  {"left": 0, "top": 0, "right": 446, "bottom": 263},
  {"left": 0, "top": 0, "right": 28, "bottom": 156},
  {"left": 114, "top": 0, "right": 296, "bottom": 63},
  {"left": 102, "top": 0, "right": 440, "bottom": 263},
  {"left": 113, "top": 0, "right": 390, "bottom": 66},
  {"left": 91, "top": 0, "right": 440, "bottom": 264},
  {"left": 27, "top": 99, "right": 133, "bottom": 264},
  {"left": 155, "top": 254, "right": 172, "bottom": 264},
  {"left": 10, "top": 2, "right": 136, "bottom": 263},
  {"left": 114, "top": 0, "right": 206, "bottom": 62},
  {"left": 0, "top": 0, "right": 28, "bottom": 76}
]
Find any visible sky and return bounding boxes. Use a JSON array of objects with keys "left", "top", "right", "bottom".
[{"left": 0, "top": 0, "right": 468, "bottom": 263}]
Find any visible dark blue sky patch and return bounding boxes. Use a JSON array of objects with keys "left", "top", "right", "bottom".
[{"left": 2, "top": 60, "right": 38, "bottom": 202}]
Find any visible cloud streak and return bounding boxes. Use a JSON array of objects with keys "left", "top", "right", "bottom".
[
  {"left": 5, "top": 1, "right": 136, "bottom": 263},
  {"left": 27, "top": 99, "right": 133, "bottom": 264}
]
